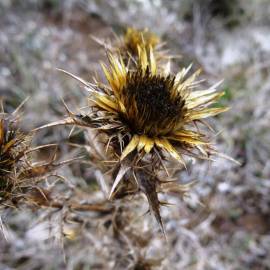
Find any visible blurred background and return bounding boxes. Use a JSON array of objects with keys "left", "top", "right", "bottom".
[{"left": 0, "top": 0, "right": 270, "bottom": 269}]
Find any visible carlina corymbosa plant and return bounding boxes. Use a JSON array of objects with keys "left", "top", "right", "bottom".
[
  {"left": 40, "top": 40, "right": 228, "bottom": 233},
  {"left": 93, "top": 27, "right": 170, "bottom": 66},
  {"left": 0, "top": 102, "right": 74, "bottom": 210}
]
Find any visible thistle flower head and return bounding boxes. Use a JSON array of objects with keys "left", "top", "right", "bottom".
[
  {"left": 123, "top": 27, "right": 160, "bottom": 56},
  {"left": 0, "top": 106, "right": 69, "bottom": 208},
  {"left": 92, "top": 27, "right": 168, "bottom": 68},
  {"left": 47, "top": 44, "right": 229, "bottom": 232},
  {"left": 93, "top": 46, "right": 227, "bottom": 164},
  {"left": 0, "top": 112, "right": 31, "bottom": 204}
]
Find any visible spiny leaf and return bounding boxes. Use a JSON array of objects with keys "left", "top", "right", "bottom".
[
  {"left": 109, "top": 165, "right": 130, "bottom": 200},
  {"left": 137, "top": 170, "right": 166, "bottom": 237}
]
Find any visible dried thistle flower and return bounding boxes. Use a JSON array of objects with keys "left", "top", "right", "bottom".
[
  {"left": 123, "top": 27, "right": 160, "bottom": 56},
  {"left": 0, "top": 109, "right": 32, "bottom": 206},
  {"left": 0, "top": 105, "right": 71, "bottom": 209},
  {"left": 93, "top": 27, "right": 168, "bottom": 65},
  {"left": 120, "top": 28, "right": 176, "bottom": 65},
  {"left": 93, "top": 46, "right": 228, "bottom": 164},
  {"left": 44, "top": 44, "right": 228, "bottom": 232}
]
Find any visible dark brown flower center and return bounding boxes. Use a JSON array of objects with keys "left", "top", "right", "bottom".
[{"left": 122, "top": 67, "right": 186, "bottom": 135}]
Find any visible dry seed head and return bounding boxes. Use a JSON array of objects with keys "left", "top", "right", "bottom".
[
  {"left": 0, "top": 112, "right": 31, "bottom": 205},
  {"left": 92, "top": 27, "right": 170, "bottom": 70},
  {"left": 0, "top": 107, "right": 69, "bottom": 209},
  {"left": 121, "top": 27, "right": 173, "bottom": 68},
  {"left": 123, "top": 27, "right": 160, "bottom": 56},
  {"left": 87, "top": 45, "right": 227, "bottom": 230},
  {"left": 46, "top": 42, "right": 229, "bottom": 232},
  {"left": 92, "top": 45, "right": 228, "bottom": 165}
]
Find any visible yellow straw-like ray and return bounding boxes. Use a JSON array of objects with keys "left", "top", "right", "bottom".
[
  {"left": 174, "top": 64, "right": 193, "bottom": 83},
  {"left": 149, "top": 47, "right": 157, "bottom": 75},
  {"left": 137, "top": 135, "right": 155, "bottom": 154},
  {"left": 175, "top": 69, "right": 201, "bottom": 95},
  {"left": 187, "top": 81, "right": 223, "bottom": 100},
  {"left": 120, "top": 135, "right": 140, "bottom": 160},
  {"left": 137, "top": 46, "right": 148, "bottom": 72},
  {"left": 137, "top": 135, "right": 148, "bottom": 151},
  {"left": 144, "top": 138, "right": 154, "bottom": 154},
  {"left": 101, "top": 55, "right": 127, "bottom": 96},
  {"left": 173, "top": 130, "right": 203, "bottom": 137},
  {"left": 154, "top": 138, "right": 185, "bottom": 165},
  {"left": 186, "top": 92, "right": 225, "bottom": 109},
  {"left": 188, "top": 107, "right": 229, "bottom": 121},
  {"left": 92, "top": 94, "right": 119, "bottom": 113},
  {"left": 169, "top": 135, "right": 208, "bottom": 146}
]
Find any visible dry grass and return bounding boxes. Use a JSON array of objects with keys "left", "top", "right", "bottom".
[{"left": 0, "top": 1, "right": 270, "bottom": 269}]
